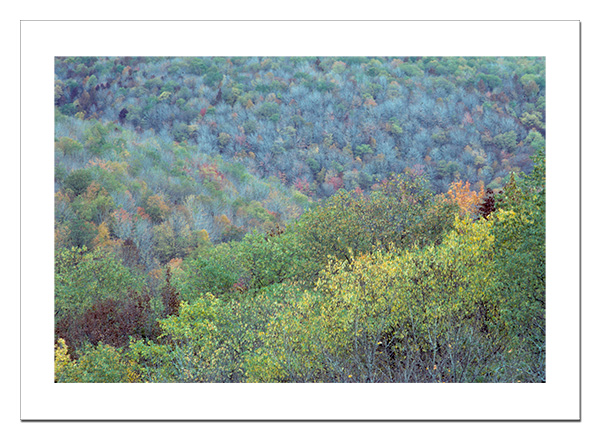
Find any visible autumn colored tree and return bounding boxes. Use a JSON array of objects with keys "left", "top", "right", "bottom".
[
  {"left": 74, "top": 292, "right": 158, "bottom": 349},
  {"left": 476, "top": 188, "right": 497, "bottom": 220},
  {"left": 91, "top": 221, "right": 114, "bottom": 250},
  {"left": 446, "top": 179, "right": 485, "bottom": 217}
]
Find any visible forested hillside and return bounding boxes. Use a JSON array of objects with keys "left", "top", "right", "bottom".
[{"left": 54, "top": 56, "right": 545, "bottom": 383}]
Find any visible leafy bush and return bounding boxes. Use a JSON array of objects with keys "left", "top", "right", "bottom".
[
  {"left": 294, "top": 174, "right": 458, "bottom": 274},
  {"left": 63, "top": 169, "right": 94, "bottom": 197},
  {"left": 128, "top": 286, "right": 291, "bottom": 382},
  {"left": 55, "top": 339, "right": 135, "bottom": 383},
  {"left": 247, "top": 217, "right": 510, "bottom": 383}
]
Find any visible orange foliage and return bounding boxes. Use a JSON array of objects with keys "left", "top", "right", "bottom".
[
  {"left": 168, "top": 258, "right": 183, "bottom": 270},
  {"left": 136, "top": 206, "right": 152, "bottom": 221},
  {"left": 83, "top": 181, "right": 106, "bottom": 201},
  {"left": 148, "top": 268, "right": 163, "bottom": 281},
  {"left": 364, "top": 97, "right": 377, "bottom": 107},
  {"left": 216, "top": 214, "right": 231, "bottom": 226},
  {"left": 446, "top": 180, "right": 485, "bottom": 216}
]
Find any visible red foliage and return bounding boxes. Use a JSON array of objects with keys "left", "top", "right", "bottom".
[
  {"left": 113, "top": 207, "right": 132, "bottom": 223},
  {"left": 235, "top": 134, "right": 247, "bottom": 146},
  {"left": 293, "top": 177, "right": 312, "bottom": 195},
  {"left": 277, "top": 171, "right": 287, "bottom": 185},
  {"left": 500, "top": 150, "right": 513, "bottom": 161},
  {"left": 407, "top": 164, "right": 425, "bottom": 177},
  {"left": 232, "top": 279, "right": 248, "bottom": 294},
  {"left": 491, "top": 92, "right": 510, "bottom": 104},
  {"left": 56, "top": 292, "right": 159, "bottom": 356},
  {"left": 326, "top": 175, "right": 344, "bottom": 192},
  {"left": 462, "top": 111, "right": 474, "bottom": 124},
  {"left": 197, "top": 162, "right": 226, "bottom": 188},
  {"left": 161, "top": 266, "right": 180, "bottom": 317},
  {"left": 477, "top": 188, "right": 498, "bottom": 220}
]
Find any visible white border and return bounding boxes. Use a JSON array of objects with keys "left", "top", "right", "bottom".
[{"left": 21, "top": 20, "right": 580, "bottom": 420}]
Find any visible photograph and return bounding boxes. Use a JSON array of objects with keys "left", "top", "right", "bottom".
[{"left": 52, "top": 55, "right": 546, "bottom": 384}]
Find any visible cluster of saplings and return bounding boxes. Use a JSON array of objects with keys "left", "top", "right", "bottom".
[{"left": 55, "top": 143, "right": 545, "bottom": 383}]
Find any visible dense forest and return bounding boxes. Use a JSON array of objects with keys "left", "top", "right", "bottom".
[{"left": 54, "top": 56, "right": 545, "bottom": 383}]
